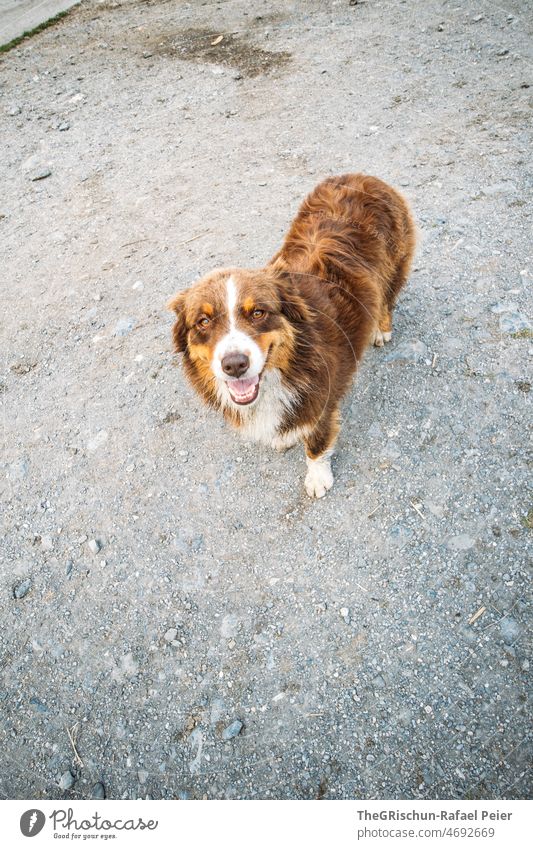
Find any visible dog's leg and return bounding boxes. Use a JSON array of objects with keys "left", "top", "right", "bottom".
[
  {"left": 371, "top": 303, "right": 393, "bottom": 347},
  {"left": 372, "top": 249, "right": 413, "bottom": 347},
  {"left": 304, "top": 408, "right": 340, "bottom": 498}
]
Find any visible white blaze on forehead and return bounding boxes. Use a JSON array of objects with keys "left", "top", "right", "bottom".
[
  {"left": 226, "top": 275, "right": 238, "bottom": 329},
  {"left": 211, "top": 275, "right": 266, "bottom": 384}
]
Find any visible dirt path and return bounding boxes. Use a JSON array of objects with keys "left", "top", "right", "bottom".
[{"left": 0, "top": 0, "right": 531, "bottom": 799}]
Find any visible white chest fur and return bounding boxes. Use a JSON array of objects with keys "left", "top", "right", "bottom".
[{"left": 234, "top": 369, "right": 296, "bottom": 445}]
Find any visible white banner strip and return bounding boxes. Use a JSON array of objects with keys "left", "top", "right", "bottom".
[{"left": 3, "top": 799, "right": 531, "bottom": 848}]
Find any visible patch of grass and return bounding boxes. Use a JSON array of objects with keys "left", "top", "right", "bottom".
[
  {"left": 0, "top": 8, "right": 74, "bottom": 54},
  {"left": 521, "top": 508, "right": 533, "bottom": 530},
  {"left": 511, "top": 328, "right": 533, "bottom": 339}
]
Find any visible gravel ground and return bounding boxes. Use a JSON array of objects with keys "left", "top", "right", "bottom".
[{"left": 0, "top": 0, "right": 531, "bottom": 800}]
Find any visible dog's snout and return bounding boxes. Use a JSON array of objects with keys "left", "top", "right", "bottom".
[{"left": 221, "top": 351, "right": 250, "bottom": 378}]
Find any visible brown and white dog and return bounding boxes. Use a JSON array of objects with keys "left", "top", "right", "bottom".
[{"left": 169, "top": 173, "right": 415, "bottom": 497}]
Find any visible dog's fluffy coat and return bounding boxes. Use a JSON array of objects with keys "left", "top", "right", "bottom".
[{"left": 169, "top": 173, "right": 415, "bottom": 497}]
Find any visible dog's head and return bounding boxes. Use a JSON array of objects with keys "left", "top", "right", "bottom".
[{"left": 168, "top": 267, "right": 309, "bottom": 407}]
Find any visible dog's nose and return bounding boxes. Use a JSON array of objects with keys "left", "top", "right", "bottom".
[{"left": 221, "top": 352, "right": 250, "bottom": 378}]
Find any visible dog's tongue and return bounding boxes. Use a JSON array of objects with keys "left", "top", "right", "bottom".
[{"left": 227, "top": 375, "right": 259, "bottom": 402}]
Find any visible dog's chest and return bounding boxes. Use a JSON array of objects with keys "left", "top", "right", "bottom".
[{"left": 236, "top": 370, "right": 295, "bottom": 445}]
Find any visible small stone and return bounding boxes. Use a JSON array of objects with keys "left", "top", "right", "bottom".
[
  {"left": 87, "top": 430, "right": 108, "bottom": 453},
  {"left": 164, "top": 628, "right": 178, "bottom": 643},
  {"left": 222, "top": 720, "right": 243, "bottom": 740},
  {"left": 29, "top": 697, "right": 49, "bottom": 714},
  {"left": 59, "top": 770, "right": 75, "bottom": 790},
  {"left": 447, "top": 534, "right": 475, "bottom": 551},
  {"left": 340, "top": 607, "right": 350, "bottom": 622},
  {"left": 500, "top": 617, "right": 520, "bottom": 644},
  {"left": 91, "top": 781, "right": 106, "bottom": 799},
  {"left": 499, "top": 312, "right": 531, "bottom": 334},
  {"left": 114, "top": 317, "right": 135, "bottom": 336},
  {"left": 88, "top": 539, "right": 101, "bottom": 555},
  {"left": 40, "top": 534, "right": 53, "bottom": 551},
  {"left": 29, "top": 168, "right": 52, "bottom": 182},
  {"left": 384, "top": 339, "right": 428, "bottom": 363},
  {"left": 14, "top": 579, "right": 32, "bottom": 599},
  {"left": 521, "top": 659, "right": 529, "bottom": 671},
  {"left": 6, "top": 104, "right": 22, "bottom": 116},
  {"left": 58, "top": 122, "right": 70, "bottom": 131},
  {"left": 373, "top": 675, "right": 386, "bottom": 689},
  {"left": 10, "top": 359, "right": 37, "bottom": 375},
  {"left": 482, "top": 182, "right": 516, "bottom": 196}
]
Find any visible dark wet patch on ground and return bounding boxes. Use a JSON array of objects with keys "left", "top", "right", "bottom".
[{"left": 144, "top": 27, "right": 291, "bottom": 77}]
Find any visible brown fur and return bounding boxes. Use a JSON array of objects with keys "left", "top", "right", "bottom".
[{"left": 169, "top": 173, "right": 415, "bottom": 466}]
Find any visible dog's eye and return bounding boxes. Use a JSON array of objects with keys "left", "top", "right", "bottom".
[
  {"left": 251, "top": 309, "right": 266, "bottom": 320},
  {"left": 197, "top": 316, "right": 210, "bottom": 329}
]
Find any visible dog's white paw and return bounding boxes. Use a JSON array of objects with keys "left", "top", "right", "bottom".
[
  {"left": 371, "top": 327, "right": 392, "bottom": 347},
  {"left": 305, "top": 456, "right": 334, "bottom": 498}
]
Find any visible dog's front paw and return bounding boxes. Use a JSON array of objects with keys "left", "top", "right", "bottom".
[
  {"left": 370, "top": 327, "right": 392, "bottom": 347},
  {"left": 305, "top": 457, "right": 334, "bottom": 498}
]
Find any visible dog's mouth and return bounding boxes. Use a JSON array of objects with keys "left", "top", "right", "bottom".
[{"left": 226, "top": 374, "right": 261, "bottom": 405}]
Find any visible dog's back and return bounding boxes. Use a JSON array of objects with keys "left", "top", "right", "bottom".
[{"left": 270, "top": 172, "right": 416, "bottom": 349}]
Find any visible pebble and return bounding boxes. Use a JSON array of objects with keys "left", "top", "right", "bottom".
[
  {"left": 499, "top": 617, "right": 520, "bottom": 644},
  {"left": 59, "top": 770, "right": 75, "bottom": 790},
  {"left": 447, "top": 534, "right": 475, "bottom": 551},
  {"left": 340, "top": 607, "right": 350, "bottom": 622},
  {"left": 490, "top": 301, "right": 518, "bottom": 314},
  {"left": 222, "top": 720, "right": 243, "bottom": 740},
  {"left": 499, "top": 312, "right": 531, "bottom": 334},
  {"left": 58, "top": 122, "right": 70, "bottom": 131},
  {"left": 87, "top": 430, "right": 108, "bottom": 453},
  {"left": 91, "top": 781, "right": 106, "bottom": 799},
  {"left": 41, "top": 534, "right": 53, "bottom": 551},
  {"left": 10, "top": 359, "right": 37, "bottom": 375},
  {"left": 114, "top": 317, "right": 135, "bottom": 336},
  {"left": 88, "top": 539, "right": 101, "bottom": 555},
  {"left": 164, "top": 628, "right": 178, "bottom": 643},
  {"left": 482, "top": 182, "right": 516, "bottom": 195},
  {"left": 6, "top": 104, "right": 22, "bottom": 116},
  {"left": 13, "top": 579, "right": 32, "bottom": 599},
  {"left": 29, "top": 697, "right": 49, "bottom": 714},
  {"left": 521, "top": 659, "right": 529, "bottom": 671},
  {"left": 384, "top": 339, "right": 428, "bottom": 363},
  {"left": 29, "top": 169, "right": 52, "bottom": 182}
]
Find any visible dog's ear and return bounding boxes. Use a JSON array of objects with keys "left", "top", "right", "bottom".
[
  {"left": 276, "top": 273, "right": 311, "bottom": 324},
  {"left": 167, "top": 291, "right": 189, "bottom": 353}
]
